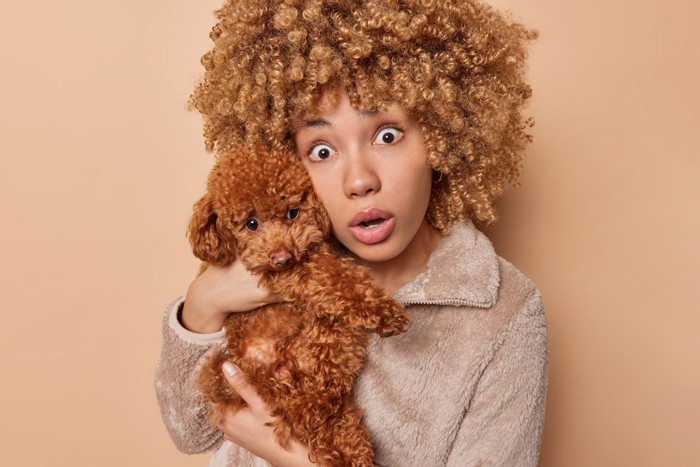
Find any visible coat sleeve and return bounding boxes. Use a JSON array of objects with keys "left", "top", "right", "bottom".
[
  {"left": 446, "top": 291, "right": 548, "bottom": 467},
  {"left": 154, "top": 297, "right": 227, "bottom": 454}
]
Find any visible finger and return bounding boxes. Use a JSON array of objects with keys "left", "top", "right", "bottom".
[{"left": 222, "top": 362, "right": 269, "bottom": 414}]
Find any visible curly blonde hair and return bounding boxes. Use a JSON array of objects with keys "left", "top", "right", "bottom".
[{"left": 189, "top": 0, "right": 536, "bottom": 232}]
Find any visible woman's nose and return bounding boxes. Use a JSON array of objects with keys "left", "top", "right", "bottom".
[{"left": 343, "top": 151, "right": 381, "bottom": 198}]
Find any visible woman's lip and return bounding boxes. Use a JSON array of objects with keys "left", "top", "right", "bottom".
[{"left": 348, "top": 208, "right": 395, "bottom": 244}]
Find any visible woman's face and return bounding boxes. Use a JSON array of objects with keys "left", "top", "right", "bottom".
[{"left": 294, "top": 91, "right": 434, "bottom": 264}]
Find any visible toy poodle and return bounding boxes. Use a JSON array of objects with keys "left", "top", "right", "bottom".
[{"left": 188, "top": 146, "right": 408, "bottom": 467}]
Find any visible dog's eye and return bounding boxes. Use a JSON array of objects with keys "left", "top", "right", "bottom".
[
  {"left": 286, "top": 209, "right": 300, "bottom": 220},
  {"left": 245, "top": 218, "right": 259, "bottom": 231}
]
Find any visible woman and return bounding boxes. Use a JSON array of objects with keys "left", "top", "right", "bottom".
[{"left": 155, "top": 0, "right": 547, "bottom": 465}]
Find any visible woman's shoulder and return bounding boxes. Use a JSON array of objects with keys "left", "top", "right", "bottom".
[
  {"left": 392, "top": 220, "right": 546, "bottom": 355},
  {"left": 495, "top": 255, "right": 544, "bottom": 320},
  {"left": 439, "top": 220, "right": 544, "bottom": 322},
  {"left": 396, "top": 221, "right": 543, "bottom": 318}
]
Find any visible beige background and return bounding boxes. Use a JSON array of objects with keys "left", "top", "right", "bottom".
[{"left": 1, "top": 0, "right": 697, "bottom": 466}]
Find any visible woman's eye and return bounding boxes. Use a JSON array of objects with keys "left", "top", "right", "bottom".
[
  {"left": 286, "top": 208, "right": 300, "bottom": 220},
  {"left": 373, "top": 127, "right": 403, "bottom": 145},
  {"left": 308, "top": 143, "right": 336, "bottom": 161},
  {"left": 245, "top": 218, "right": 259, "bottom": 231}
]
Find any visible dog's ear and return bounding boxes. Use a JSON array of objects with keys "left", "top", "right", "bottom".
[
  {"left": 187, "top": 194, "right": 237, "bottom": 265},
  {"left": 307, "top": 190, "right": 332, "bottom": 238}
]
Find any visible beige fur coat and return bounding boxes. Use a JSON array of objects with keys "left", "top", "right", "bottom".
[{"left": 154, "top": 222, "right": 548, "bottom": 466}]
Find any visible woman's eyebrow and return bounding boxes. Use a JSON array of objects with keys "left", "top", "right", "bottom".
[
  {"left": 358, "top": 109, "right": 378, "bottom": 119},
  {"left": 301, "top": 109, "right": 379, "bottom": 128},
  {"left": 301, "top": 118, "right": 331, "bottom": 128}
]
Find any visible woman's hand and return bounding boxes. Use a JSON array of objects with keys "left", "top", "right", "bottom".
[
  {"left": 181, "top": 261, "right": 281, "bottom": 333},
  {"left": 219, "top": 362, "right": 315, "bottom": 467}
]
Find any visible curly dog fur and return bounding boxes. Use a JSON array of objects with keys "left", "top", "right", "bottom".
[{"left": 188, "top": 146, "right": 408, "bottom": 466}]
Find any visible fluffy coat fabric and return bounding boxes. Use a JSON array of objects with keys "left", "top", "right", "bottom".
[{"left": 154, "top": 222, "right": 549, "bottom": 466}]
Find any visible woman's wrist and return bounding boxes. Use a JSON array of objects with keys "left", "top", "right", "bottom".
[{"left": 181, "top": 284, "right": 229, "bottom": 333}]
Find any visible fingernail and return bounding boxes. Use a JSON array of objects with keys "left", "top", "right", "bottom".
[{"left": 222, "top": 362, "right": 237, "bottom": 377}]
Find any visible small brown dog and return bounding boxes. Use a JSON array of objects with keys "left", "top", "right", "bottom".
[{"left": 188, "top": 146, "right": 408, "bottom": 467}]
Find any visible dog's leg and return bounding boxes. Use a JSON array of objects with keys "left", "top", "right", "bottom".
[
  {"left": 269, "top": 367, "right": 373, "bottom": 467},
  {"left": 286, "top": 253, "right": 409, "bottom": 337},
  {"left": 197, "top": 347, "right": 246, "bottom": 424},
  {"left": 308, "top": 400, "right": 374, "bottom": 467}
]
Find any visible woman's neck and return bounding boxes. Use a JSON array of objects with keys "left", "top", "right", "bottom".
[{"left": 356, "top": 220, "right": 442, "bottom": 295}]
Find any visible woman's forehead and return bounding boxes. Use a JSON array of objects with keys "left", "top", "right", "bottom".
[{"left": 297, "top": 90, "right": 405, "bottom": 127}]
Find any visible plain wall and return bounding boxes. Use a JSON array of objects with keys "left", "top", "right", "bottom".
[{"left": 0, "top": 0, "right": 697, "bottom": 465}]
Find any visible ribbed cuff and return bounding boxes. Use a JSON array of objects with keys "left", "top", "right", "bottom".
[{"left": 166, "top": 297, "right": 226, "bottom": 345}]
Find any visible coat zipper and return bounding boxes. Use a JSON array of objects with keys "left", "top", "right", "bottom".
[{"left": 398, "top": 298, "right": 493, "bottom": 308}]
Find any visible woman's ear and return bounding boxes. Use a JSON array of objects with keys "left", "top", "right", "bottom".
[
  {"left": 187, "top": 194, "right": 236, "bottom": 265},
  {"left": 307, "top": 190, "right": 332, "bottom": 238}
]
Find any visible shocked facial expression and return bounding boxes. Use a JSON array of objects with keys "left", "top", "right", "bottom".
[{"left": 294, "top": 92, "right": 433, "bottom": 264}]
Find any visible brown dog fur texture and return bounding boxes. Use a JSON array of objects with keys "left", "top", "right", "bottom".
[{"left": 188, "top": 147, "right": 408, "bottom": 466}]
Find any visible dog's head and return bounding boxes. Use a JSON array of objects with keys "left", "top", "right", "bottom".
[{"left": 188, "top": 147, "right": 331, "bottom": 275}]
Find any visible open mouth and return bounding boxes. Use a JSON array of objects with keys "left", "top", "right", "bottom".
[
  {"left": 349, "top": 209, "right": 395, "bottom": 244},
  {"left": 359, "top": 218, "right": 386, "bottom": 228}
]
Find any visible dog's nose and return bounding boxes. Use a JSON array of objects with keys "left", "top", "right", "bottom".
[{"left": 272, "top": 251, "right": 295, "bottom": 269}]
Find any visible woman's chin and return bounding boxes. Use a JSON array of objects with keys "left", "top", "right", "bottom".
[{"left": 343, "top": 240, "right": 403, "bottom": 265}]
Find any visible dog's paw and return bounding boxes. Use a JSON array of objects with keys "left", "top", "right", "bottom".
[
  {"left": 362, "top": 299, "right": 408, "bottom": 337},
  {"left": 375, "top": 312, "right": 409, "bottom": 337}
]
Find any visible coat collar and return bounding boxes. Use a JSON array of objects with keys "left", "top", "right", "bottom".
[{"left": 393, "top": 222, "right": 501, "bottom": 308}]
